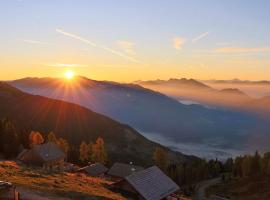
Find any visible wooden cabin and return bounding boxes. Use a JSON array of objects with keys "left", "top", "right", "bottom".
[
  {"left": 107, "top": 162, "right": 144, "bottom": 182},
  {"left": 0, "top": 181, "right": 19, "bottom": 200},
  {"left": 78, "top": 163, "right": 108, "bottom": 177},
  {"left": 17, "top": 142, "right": 65, "bottom": 170},
  {"left": 112, "top": 166, "right": 180, "bottom": 200}
]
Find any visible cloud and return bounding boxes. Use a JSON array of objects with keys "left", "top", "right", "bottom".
[
  {"left": 215, "top": 47, "right": 270, "bottom": 54},
  {"left": 173, "top": 37, "right": 186, "bottom": 50},
  {"left": 191, "top": 32, "right": 210, "bottom": 43},
  {"left": 116, "top": 40, "right": 135, "bottom": 55},
  {"left": 46, "top": 63, "right": 88, "bottom": 68},
  {"left": 56, "top": 29, "right": 142, "bottom": 64},
  {"left": 21, "top": 39, "right": 50, "bottom": 45}
]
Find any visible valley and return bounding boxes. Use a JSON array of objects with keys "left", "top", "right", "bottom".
[{"left": 9, "top": 77, "right": 270, "bottom": 159}]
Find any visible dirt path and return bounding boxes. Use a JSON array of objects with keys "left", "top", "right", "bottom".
[{"left": 193, "top": 178, "right": 221, "bottom": 200}]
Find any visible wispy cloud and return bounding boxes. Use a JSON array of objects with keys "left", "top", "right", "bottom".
[
  {"left": 173, "top": 37, "right": 186, "bottom": 50},
  {"left": 216, "top": 47, "right": 270, "bottom": 54},
  {"left": 56, "top": 29, "right": 142, "bottom": 64},
  {"left": 191, "top": 32, "right": 210, "bottom": 43},
  {"left": 46, "top": 63, "right": 88, "bottom": 68},
  {"left": 116, "top": 40, "right": 135, "bottom": 55},
  {"left": 21, "top": 39, "right": 50, "bottom": 45}
]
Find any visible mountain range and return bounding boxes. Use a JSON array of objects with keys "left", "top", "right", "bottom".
[
  {"left": 137, "top": 78, "right": 270, "bottom": 115},
  {"left": 0, "top": 82, "right": 196, "bottom": 165},
  {"left": 9, "top": 77, "right": 270, "bottom": 156}
]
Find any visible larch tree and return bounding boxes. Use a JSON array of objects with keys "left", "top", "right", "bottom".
[
  {"left": 57, "top": 138, "right": 69, "bottom": 155},
  {"left": 79, "top": 141, "right": 89, "bottom": 163},
  {"left": 91, "top": 137, "right": 107, "bottom": 164},
  {"left": 47, "top": 131, "right": 58, "bottom": 143},
  {"left": 153, "top": 147, "right": 168, "bottom": 172},
  {"left": 29, "top": 131, "right": 44, "bottom": 146}
]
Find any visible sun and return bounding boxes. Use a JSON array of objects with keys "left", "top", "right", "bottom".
[{"left": 64, "top": 70, "right": 74, "bottom": 80}]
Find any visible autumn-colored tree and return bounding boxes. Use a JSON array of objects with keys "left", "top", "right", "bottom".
[
  {"left": 47, "top": 131, "right": 57, "bottom": 143},
  {"left": 91, "top": 137, "right": 107, "bottom": 164},
  {"left": 29, "top": 131, "right": 44, "bottom": 146},
  {"left": 79, "top": 141, "right": 89, "bottom": 163},
  {"left": 153, "top": 147, "right": 168, "bottom": 172},
  {"left": 57, "top": 138, "right": 69, "bottom": 155}
]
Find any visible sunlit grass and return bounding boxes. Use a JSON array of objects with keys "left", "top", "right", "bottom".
[{"left": 0, "top": 161, "right": 125, "bottom": 200}]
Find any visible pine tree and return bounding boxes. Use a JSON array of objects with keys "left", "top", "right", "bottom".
[
  {"left": 91, "top": 137, "right": 107, "bottom": 164},
  {"left": 0, "top": 119, "right": 20, "bottom": 158},
  {"left": 242, "top": 155, "right": 252, "bottom": 177},
  {"left": 250, "top": 151, "right": 261, "bottom": 176},
  {"left": 153, "top": 147, "right": 168, "bottom": 172}
]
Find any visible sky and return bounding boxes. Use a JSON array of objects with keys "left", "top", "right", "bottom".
[{"left": 1, "top": 0, "right": 270, "bottom": 82}]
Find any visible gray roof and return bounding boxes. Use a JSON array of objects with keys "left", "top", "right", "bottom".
[
  {"left": 33, "top": 142, "right": 65, "bottom": 162},
  {"left": 125, "top": 166, "right": 179, "bottom": 200},
  {"left": 79, "top": 163, "right": 108, "bottom": 176},
  {"left": 107, "top": 163, "right": 144, "bottom": 178}
]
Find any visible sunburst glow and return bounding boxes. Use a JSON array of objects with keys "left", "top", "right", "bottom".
[{"left": 64, "top": 70, "right": 74, "bottom": 80}]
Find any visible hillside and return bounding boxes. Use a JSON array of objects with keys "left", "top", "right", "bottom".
[
  {"left": 9, "top": 77, "right": 270, "bottom": 154},
  {"left": 206, "top": 176, "right": 270, "bottom": 200},
  {"left": 0, "top": 82, "right": 193, "bottom": 165},
  {"left": 0, "top": 161, "right": 125, "bottom": 199}
]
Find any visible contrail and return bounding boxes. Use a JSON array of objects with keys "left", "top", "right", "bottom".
[
  {"left": 56, "top": 29, "right": 142, "bottom": 64},
  {"left": 192, "top": 31, "right": 210, "bottom": 43}
]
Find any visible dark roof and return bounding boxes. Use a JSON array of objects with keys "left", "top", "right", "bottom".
[
  {"left": 209, "top": 195, "right": 230, "bottom": 200},
  {"left": 0, "top": 181, "right": 13, "bottom": 189},
  {"left": 17, "top": 149, "right": 29, "bottom": 160},
  {"left": 79, "top": 163, "right": 108, "bottom": 176},
  {"left": 33, "top": 142, "right": 65, "bottom": 162},
  {"left": 125, "top": 166, "right": 179, "bottom": 200},
  {"left": 107, "top": 163, "right": 144, "bottom": 178}
]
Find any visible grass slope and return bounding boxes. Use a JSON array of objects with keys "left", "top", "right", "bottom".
[
  {"left": 0, "top": 161, "right": 125, "bottom": 200},
  {"left": 206, "top": 177, "right": 270, "bottom": 200}
]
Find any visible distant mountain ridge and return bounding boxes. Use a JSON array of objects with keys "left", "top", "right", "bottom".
[
  {"left": 136, "top": 78, "right": 211, "bottom": 90},
  {"left": 205, "top": 79, "right": 270, "bottom": 85},
  {"left": 137, "top": 78, "right": 270, "bottom": 114},
  {"left": 0, "top": 82, "right": 194, "bottom": 165},
  {"left": 9, "top": 77, "right": 270, "bottom": 153}
]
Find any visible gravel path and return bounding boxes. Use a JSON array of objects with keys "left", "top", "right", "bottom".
[{"left": 194, "top": 178, "right": 221, "bottom": 200}]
